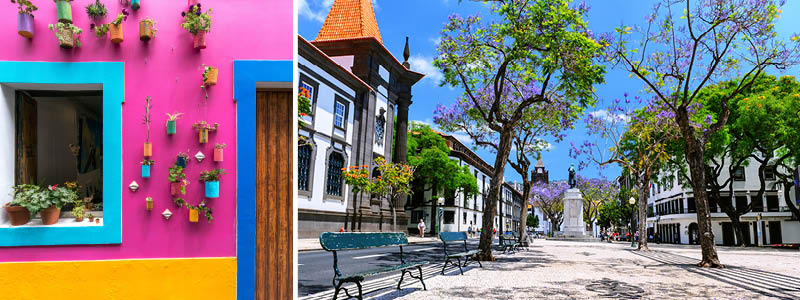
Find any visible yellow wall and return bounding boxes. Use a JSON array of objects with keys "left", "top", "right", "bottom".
[{"left": 0, "top": 257, "right": 236, "bottom": 300}]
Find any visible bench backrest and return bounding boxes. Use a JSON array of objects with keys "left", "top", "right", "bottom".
[
  {"left": 320, "top": 232, "right": 408, "bottom": 251},
  {"left": 439, "top": 231, "right": 467, "bottom": 242}
]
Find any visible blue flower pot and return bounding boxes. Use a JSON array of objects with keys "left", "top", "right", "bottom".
[
  {"left": 177, "top": 157, "right": 187, "bottom": 168},
  {"left": 131, "top": 0, "right": 141, "bottom": 10},
  {"left": 142, "top": 165, "right": 151, "bottom": 178},
  {"left": 205, "top": 181, "right": 219, "bottom": 198}
]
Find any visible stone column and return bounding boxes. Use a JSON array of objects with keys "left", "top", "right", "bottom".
[{"left": 393, "top": 94, "right": 412, "bottom": 164}]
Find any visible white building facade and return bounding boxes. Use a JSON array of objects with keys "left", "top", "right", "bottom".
[{"left": 646, "top": 157, "right": 800, "bottom": 245}]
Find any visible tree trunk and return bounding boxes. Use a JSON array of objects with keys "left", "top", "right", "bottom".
[
  {"left": 678, "top": 111, "right": 723, "bottom": 267},
  {"left": 637, "top": 176, "right": 650, "bottom": 251},
  {"left": 477, "top": 130, "right": 514, "bottom": 261},
  {"left": 520, "top": 178, "right": 530, "bottom": 239}
]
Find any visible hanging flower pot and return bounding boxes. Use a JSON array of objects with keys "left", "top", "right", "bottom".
[
  {"left": 170, "top": 181, "right": 182, "bottom": 196},
  {"left": 176, "top": 156, "right": 188, "bottom": 168},
  {"left": 4, "top": 204, "right": 31, "bottom": 226},
  {"left": 131, "top": 0, "right": 140, "bottom": 10},
  {"left": 193, "top": 121, "right": 218, "bottom": 144},
  {"left": 145, "top": 196, "right": 153, "bottom": 211},
  {"left": 165, "top": 112, "right": 182, "bottom": 135},
  {"left": 203, "top": 66, "right": 218, "bottom": 86},
  {"left": 55, "top": 0, "right": 72, "bottom": 24},
  {"left": 143, "top": 142, "right": 153, "bottom": 157},
  {"left": 189, "top": 208, "right": 199, "bottom": 223},
  {"left": 139, "top": 18, "right": 156, "bottom": 41},
  {"left": 52, "top": 24, "right": 75, "bottom": 49},
  {"left": 193, "top": 30, "right": 207, "bottom": 49},
  {"left": 214, "top": 147, "right": 223, "bottom": 162},
  {"left": 204, "top": 181, "right": 219, "bottom": 198},
  {"left": 141, "top": 160, "right": 153, "bottom": 178},
  {"left": 198, "top": 128, "right": 209, "bottom": 144},
  {"left": 40, "top": 205, "right": 61, "bottom": 225},
  {"left": 109, "top": 23, "right": 123, "bottom": 43},
  {"left": 17, "top": 12, "right": 35, "bottom": 38}
]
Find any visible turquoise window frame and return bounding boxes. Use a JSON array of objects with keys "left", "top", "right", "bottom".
[{"left": 0, "top": 61, "right": 123, "bottom": 247}]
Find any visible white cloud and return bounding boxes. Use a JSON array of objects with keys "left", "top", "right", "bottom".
[
  {"left": 408, "top": 55, "right": 443, "bottom": 84},
  {"left": 298, "top": 0, "right": 330, "bottom": 22},
  {"left": 589, "top": 109, "right": 630, "bottom": 123},
  {"left": 429, "top": 37, "right": 442, "bottom": 47}
]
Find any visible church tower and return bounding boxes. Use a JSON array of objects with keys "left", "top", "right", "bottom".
[{"left": 532, "top": 154, "right": 549, "bottom": 184}]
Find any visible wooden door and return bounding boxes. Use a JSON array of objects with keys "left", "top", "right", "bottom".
[
  {"left": 15, "top": 91, "right": 37, "bottom": 185},
  {"left": 255, "top": 90, "right": 293, "bottom": 299}
]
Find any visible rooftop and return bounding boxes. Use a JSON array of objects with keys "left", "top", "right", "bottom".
[{"left": 315, "top": 0, "right": 383, "bottom": 43}]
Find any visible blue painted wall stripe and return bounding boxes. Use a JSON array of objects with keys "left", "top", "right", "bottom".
[
  {"left": 233, "top": 60, "right": 292, "bottom": 300},
  {"left": 0, "top": 61, "right": 124, "bottom": 246}
]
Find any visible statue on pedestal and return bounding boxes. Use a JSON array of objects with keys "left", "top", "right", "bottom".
[{"left": 568, "top": 164, "right": 576, "bottom": 188}]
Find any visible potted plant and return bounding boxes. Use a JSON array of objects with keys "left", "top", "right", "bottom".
[
  {"left": 188, "top": 206, "right": 199, "bottom": 223},
  {"left": 143, "top": 96, "right": 153, "bottom": 157},
  {"left": 96, "top": 217, "right": 100, "bottom": 224},
  {"left": 168, "top": 163, "right": 189, "bottom": 196},
  {"left": 108, "top": 9, "right": 128, "bottom": 43},
  {"left": 42, "top": 184, "right": 78, "bottom": 225},
  {"left": 139, "top": 17, "right": 157, "bottom": 41},
  {"left": 54, "top": 0, "right": 72, "bottom": 23},
  {"left": 84, "top": 0, "right": 106, "bottom": 22},
  {"left": 199, "top": 169, "right": 224, "bottom": 198},
  {"left": 4, "top": 184, "right": 42, "bottom": 226},
  {"left": 192, "top": 121, "right": 218, "bottom": 144},
  {"left": 87, "top": 213, "right": 94, "bottom": 222},
  {"left": 12, "top": 0, "right": 37, "bottom": 38},
  {"left": 72, "top": 205, "right": 85, "bottom": 221},
  {"left": 214, "top": 143, "right": 225, "bottom": 162},
  {"left": 176, "top": 151, "right": 190, "bottom": 168},
  {"left": 141, "top": 158, "right": 154, "bottom": 178},
  {"left": 131, "top": 0, "right": 139, "bottom": 10},
  {"left": 145, "top": 196, "right": 153, "bottom": 211},
  {"left": 202, "top": 64, "right": 218, "bottom": 86},
  {"left": 180, "top": 3, "right": 211, "bottom": 49},
  {"left": 48, "top": 22, "right": 82, "bottom": 49},
  {"left": 165, "top": 112, "right": 182, "bottom": 135}
]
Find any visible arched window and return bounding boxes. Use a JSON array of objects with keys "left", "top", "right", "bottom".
[
  {"left": 326, "top": 152, "right": 344, "bottom": 196},
  {"left": 298, "top": 145, "right": 312, "bottom": 191}
]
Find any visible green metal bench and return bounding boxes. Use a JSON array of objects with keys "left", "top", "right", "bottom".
[
  {"left": 319, "top": 232, "right": 427, "bottom": 300},
  {"left": 438, "top": 231, "right": 482, "bottom": 275},
  {"left": 512, "top": 231, "right": 530, "bottom": 251},
  {"left": 498, "top": 233, "right": 518, "bottom": 253}
]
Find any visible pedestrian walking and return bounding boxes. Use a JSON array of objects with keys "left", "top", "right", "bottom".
[
  {"left": 418, "top": 219, "right": 426, "bottom": 238},
  {"left": 467, "top": 224, "right": 473, "bottom": 238}
]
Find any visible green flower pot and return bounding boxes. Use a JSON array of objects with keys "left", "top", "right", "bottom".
[
  {"left": 166, "top": 120, "right": 177, "bottom": 135},
  {"left": 56, "top": 0, "right": 73, "bottom": 24}
]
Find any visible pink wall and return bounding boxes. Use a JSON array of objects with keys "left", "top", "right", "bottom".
[{"left": 0, "top": 0, "right": 291, "bottom": 261}]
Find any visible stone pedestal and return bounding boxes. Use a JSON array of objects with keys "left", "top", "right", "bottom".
[{"left": 560, "top": 188, "right": 587, "bottom": 237}]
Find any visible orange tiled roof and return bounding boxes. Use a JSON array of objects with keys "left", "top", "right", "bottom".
[{"left": 315, "top": 0, "right": 382, "bottom": 44}]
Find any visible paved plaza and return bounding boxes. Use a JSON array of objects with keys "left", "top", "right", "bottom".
[{"left": 303, "top": 239, "right": 800, "bottom": 299}]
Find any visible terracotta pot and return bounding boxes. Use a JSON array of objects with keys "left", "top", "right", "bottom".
[
  {"left": 139, "top": 20, "right": 154, "bottom": 41},
  {"left": 203, "top": 67, "right": 218, "bottom": 86},
  {"left": 88, "top": 216, "right": 95, "bottom": 222},
  {"left": 96, "top": 218, "right": 100, "bottom": 224},
  {"left": 109, "top": 23, "right": 123, "bottom": 44},
  {"left": 145, "top": 197, "right": 154, "bottom": 211},
  {"left": 40, "top": 205, "right": 61, "bottom": 225},
  {"left": 189, "top": 208, "right": 199, "bottom": 223},
  {"left": 214, "top": 148, "right": 223, "bottom": 162},
  {"left": 4, "top": 204, "right": 30, "bottom": 226},
  {"left": 17, "top": 12, "right": 34, "bottom": 38},
  {"left": 170, "top": 181, "right": 182, "bottom": 196},
  {"left": 143, "top": 142, "right": 153, "bottom": 157},
  {"left": 75, "top": 216, "right": 84, "bottom": 222},
  {"left": 193, "top": 30, "right": 207, "bottom": 49},
  {"left": 56, "top": 0, "right": 72, "bottom": 24},
  {"left": 198, "top": 128, "right": 209, "bottom": 144},
  {"left": 55, "top": 26, "right": 75, "bottom": 49}
]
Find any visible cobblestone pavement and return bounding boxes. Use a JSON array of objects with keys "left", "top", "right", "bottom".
[{"left": 360, "top": 240, "right": 800, "bottom": 299}]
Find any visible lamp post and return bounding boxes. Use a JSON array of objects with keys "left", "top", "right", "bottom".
[
  {"left": 629, "top": 197, "right": 636, "bottom": 248},
  {"left": 437, "top": 196, "right": 444, "bottom": 234}
]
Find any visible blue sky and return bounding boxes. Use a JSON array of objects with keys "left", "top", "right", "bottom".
[{"left": 299, "top": 0, "right": 800, "bottom": 183}]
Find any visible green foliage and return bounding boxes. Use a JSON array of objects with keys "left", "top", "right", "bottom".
[
  {"left": 199, "top": 169, "right": 225, "bottom": 182},
  {"left": 406, "top": 123, "right": 479, "bottom": 200},
  {"left": 342, "top": 165, "right": 371, "bottom": 194},
  {"left": 47, "top": 185, "right": 79, "bottom": 209},
  {"left": 181, "top": 5, "right": 212, "bottom": 35},
  {"left": 141, "top": 158, "right": 154, "bottom": 166},
  {"left": 110, "top": 12, "right": 126, "bottom": 25},
  {"left": 168, "top": 163, "right": 187, "bottom": 183},
  {"left": 71, "top": 205, "right": 85, "bottom": 218},
  {"left": 92, "top": 24, "right": 109, "bottom": 37},
  {"left": 166, "top": 112, "right": 184, "bottom": 121},
  {"left": 11, "top": 0, "right": 37, "bottom": 14},
  {"left": 48, "top": 22, "right": 83, "bottom": 47},
  {"left": 526, "top": 214, "right": 539, "bottom": 228},
  {"left": 141, "top": 17, "right": 158, "bottom": 37},
  {"left": 85, "top": 0, "right": 106, "bottom": 18}
]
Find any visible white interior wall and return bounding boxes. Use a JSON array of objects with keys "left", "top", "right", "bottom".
[{"left": 0, "top": 85, "right": 15, "bottom": 224}]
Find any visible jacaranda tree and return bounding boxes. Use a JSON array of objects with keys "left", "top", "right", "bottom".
[
  {"left": 530, "top": 181, "right": 570, "bottom": 234},
  {"left": 600, "top": 0, "right": 800, "bottom": 266},
  {"left": 434, "top": 0, "right": 605, "bottom": 261}
]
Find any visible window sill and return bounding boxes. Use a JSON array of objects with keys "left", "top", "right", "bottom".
[{"left": 0, "top": 217, "right": 103, "bottom": 228}]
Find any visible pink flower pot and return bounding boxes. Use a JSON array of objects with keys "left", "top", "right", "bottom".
[
  {"left": 214, "top": 148, "right": 223, "bottom": 162},
  {"left": 193, "top": 30, "right": 207, "bottom": 49}
]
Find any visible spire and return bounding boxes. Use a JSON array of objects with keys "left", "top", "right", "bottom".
[
  {"left": 536, "top": 153, "right": 544, "bottom": 168},
  {"left": 402, "top": 37, "right": 410, "bottom": 69},
  {"left": 315, "top": 0, "right": 383, "bottom": 43}
]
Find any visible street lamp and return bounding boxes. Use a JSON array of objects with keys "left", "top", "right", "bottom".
[
  {"left": 629, "top": 197, "right": 636, "bottom": 248},
  {"left": 437, "top": 196, "right": 445, "bottom": 234}
]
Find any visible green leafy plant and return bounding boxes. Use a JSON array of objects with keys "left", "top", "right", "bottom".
[
  {"left": 87, "top": 213, "right": 94, "bottom": 219},
  {"left": 192, "top": 121, "right": 219, "bottom": 131},
  {"left": 8, "top": 184, "right": 43, "bottom": 212},
  {"left": 166, "top": 112, "right": 184, "bottom": 121},
  {"left": 180, "top": 4, "right": 212, "bottom": 35},
  {"left": 199, "top": 169, "right": 225, "bottom": 182},
  {"left": 85, "top": 0, "right": 106, "bottom": 19},
  {"left": 48, "top": 22, "right": 83, "bottom": 47},
  {"left": 141, "top": 158, "right": 154, "bottom": 166},
  {"left": 173, "top": 199, "right": 213, "bottom": 222},
  {"left": 110, "top": 9, "right": 129, "bottom": 25},
  {"left": 47, "top": 184, "right": 79, "bottom": 209},
  {"left": 201, "top": 65, "right": 215, "bottom": 83},
  {"left": 72, "top": 205, "right": 86, "bottom": 219},
  {"left": 11, "top": 0, "right": 37, "bottom": 14},
  {"left": 168, "top": 163, "right": 186, "bottom": 183},
  {"left": 90, "top": 23, "right": 109, "bottom": 37},
  {"left": 215, "top": 143, "right": 226, "bottom": 149}
]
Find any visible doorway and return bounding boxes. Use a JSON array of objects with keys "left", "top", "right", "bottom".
[
  {"left": 255, "top": 90, "right": 293, "bottom": 299},
  {"left": 721, "top": 222, "right": 735, "bottom": 246},
  {"left": 768, "top": 221, "right": 782, "bottom": 245},
  {"left": 688, "top": 223, "right": 699, "bottom": 245}
]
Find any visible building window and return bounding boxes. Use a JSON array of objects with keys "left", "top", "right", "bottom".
[
  {"left": 411, "top": 211, "right": 423, "bottom": 226},
  {"left": 298, "top": 145, "right": 312, "bottom": 191},
  {"left": 763, "top": 166, "right": 776, "bottom": 181},
  {"left": 326, "top": 152, "right": 344, "bottom": 196},
  {"left": 463, "top": 212, "right": 467, "bottom": 224},
  {"left": 299, "top": 81, "right": 315, "bottom": 124},
  {"left": 733, "top": 167, "right": 746, "bottom": 181},
  {"left": 444, "top": 211, "right": 455, "bottom": 224},
  {"left": 333, "top": 100, "right": 346, "bottom": 129},
  {"left": 766, "top": 195, "right": 779, "bottom": 212}
]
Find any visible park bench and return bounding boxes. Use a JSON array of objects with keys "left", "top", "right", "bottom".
[
  {"left": 498, "top": 233, "right": 518, "bottom": 253},
  {"left": 438, "top": 231, "right": 482, "bottom": 275},
  {"left": 513, "top": 231, "right": 531, "bottom": 251},
  {"left": 319, "top": 232, "right": 427, "bottom": 300}
]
